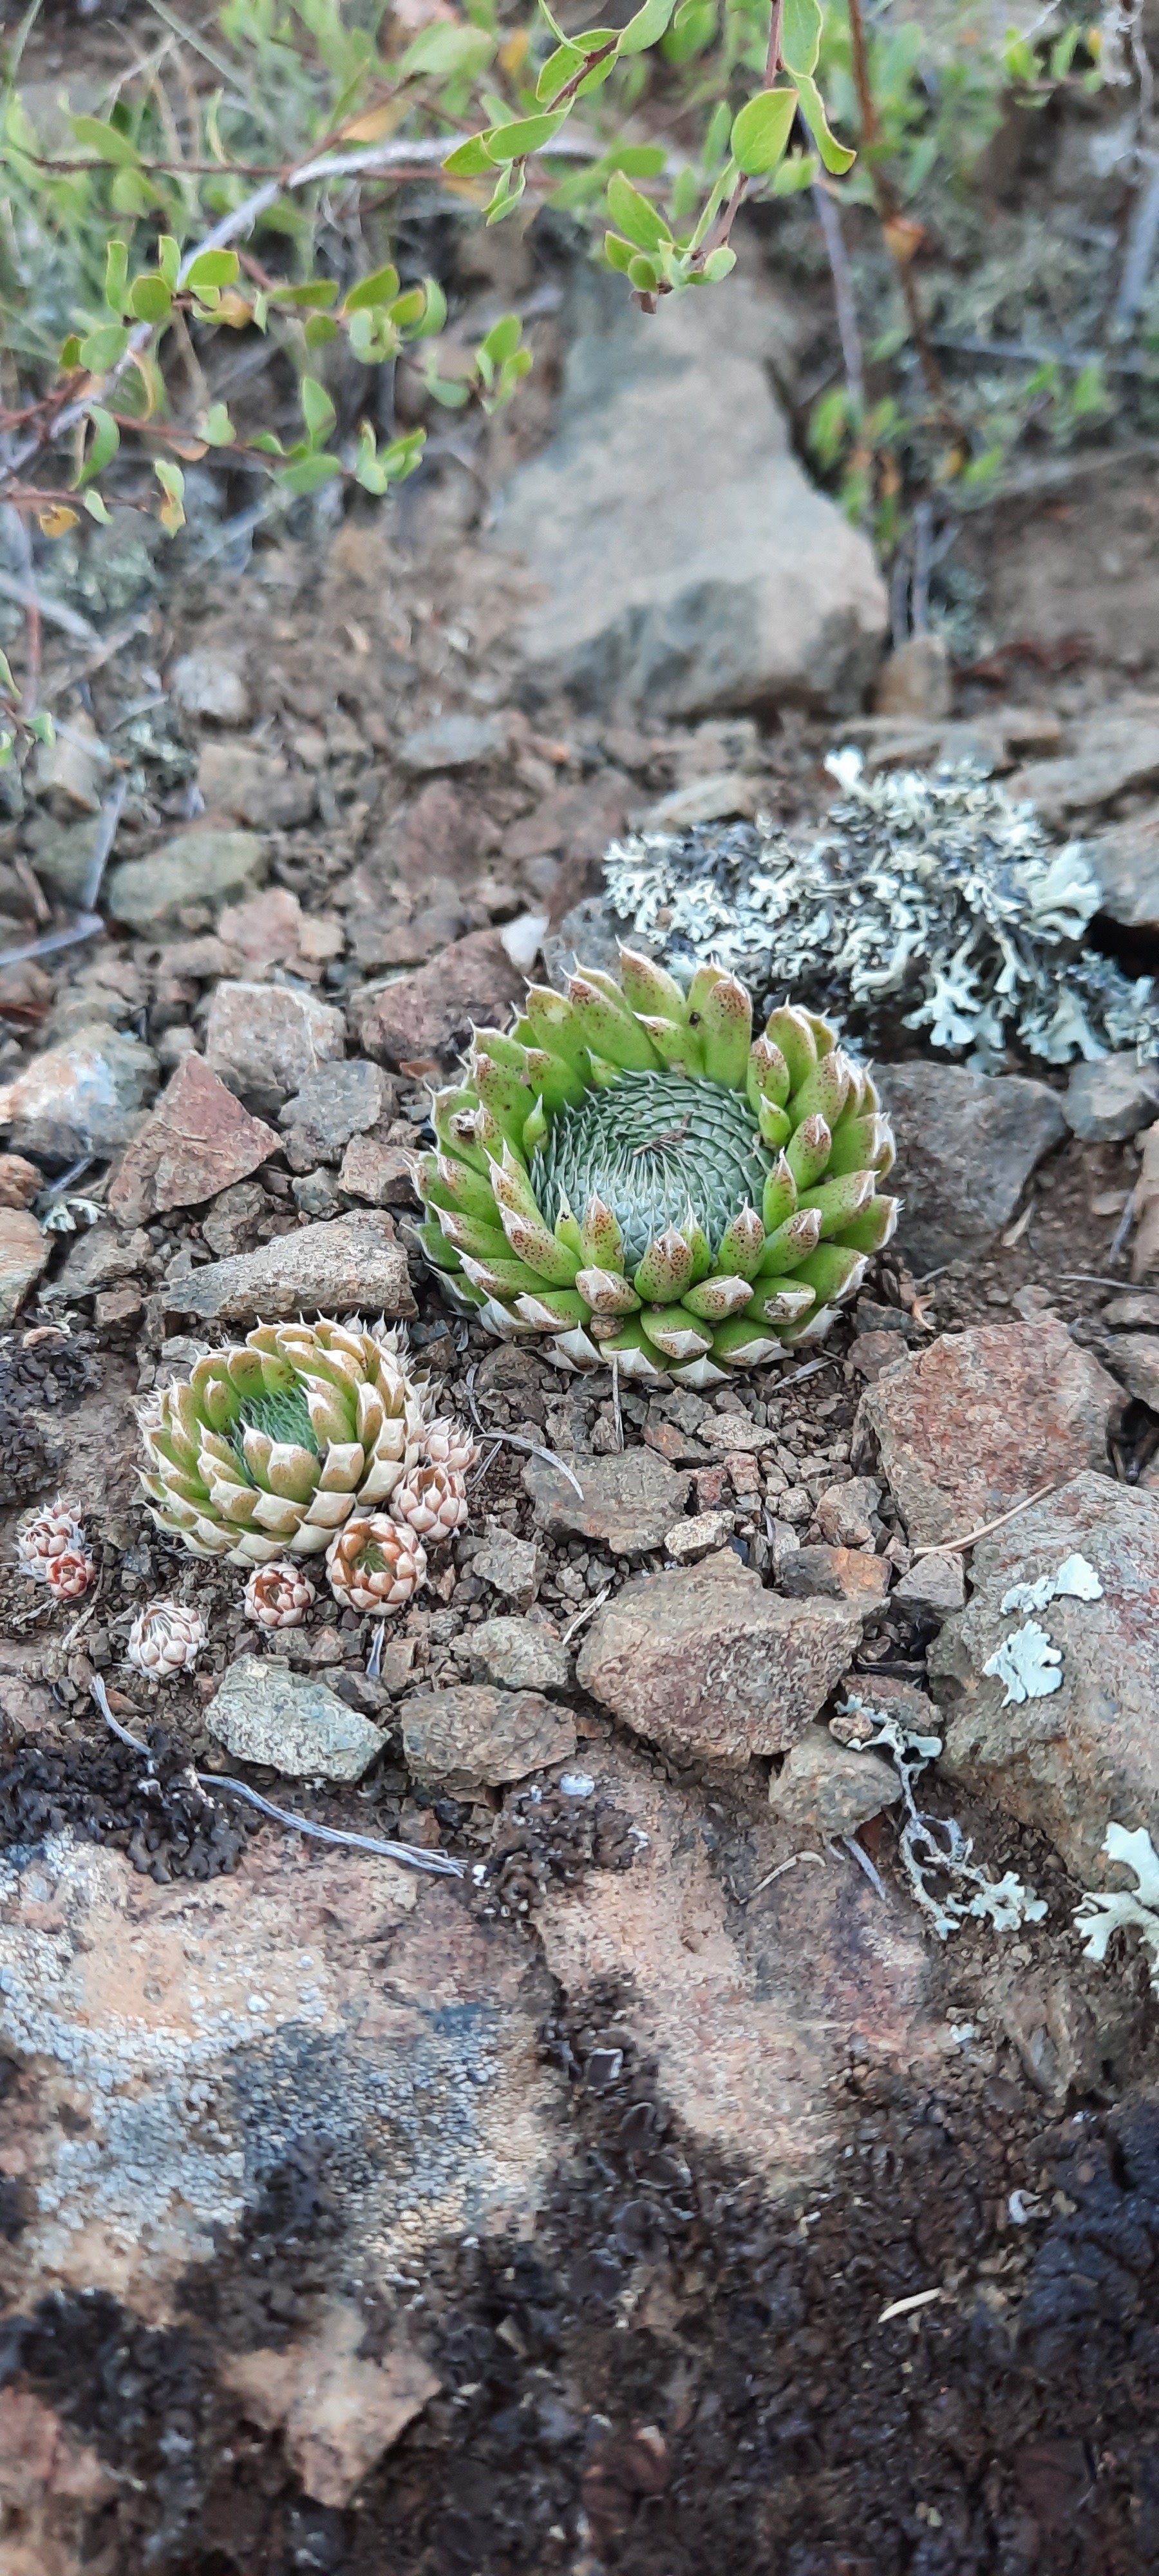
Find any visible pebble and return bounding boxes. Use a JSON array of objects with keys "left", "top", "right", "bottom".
[
  {"left": 400, "top": 1685, "right": 575, "bottom": 1792},
  {"left": 469, "top": 1525, "right": 541, "bottom": 1610},
  {"left": 397, "top": 714, "right": 505, "bottom": 772},
  {"left": 769, "top": 1730, "right": 900, "bottom": 1837},
  {"left": 641, "top": 773, "right": 759, "bottom": 833},
  {"left": 161, "top": 1209, "right": 415, "bottom": 1324},
  {"left": 1104, "top": 1291, "right": 1159, "bottom": 1330},
  {"left": 353, "top": 929, "right": 525, "bottom": 1071},
  {"left": 1009, "top": 704, "right": 1159, "bottom": 820},
  {"left": 107, "top": 828, "right": 267, "bottom": 930},
  {"left": 462, "top": 1616, "right": 572, "bottom": 1696},
  {"left": 338, "top": 1135, "right": 416, "bottom": 1207},
  {"left": 779, "top": 1546, "right": 890, "bottom": 1611},
  {"left": 200, "top": 1180, "right": 268, "bottom": 1260},
  {"left": 43, "top": 1221, "right": 151, "bottom": 1301},
  {"left": 816, "top": 1477, "right": 881, "bottom": 1548},
  {"left": 665, "top": 1510, "right": 735, "bottom": 1562},
  {"left": 856, "top": 1316, "right": 1120, "bottom": 1549},
  {"left": 0, "top": 1025, "right": 158, "bottom": 1159},
  {"left": 206, "top": 1656, "right": 387, "bottom": 1783},
  {"left": 203, "top": 980, "right": 346, "bottom": 1115},
  {"left": 930, "top": 1471, "right": 1159, "bottom": 1882},
  {"left": 1062, "top": 1055, "right": 1159, "bottom": 1143},
  {"left": 169, "top": 649, "right": 251, "bottom": 725},
  {"left": 199, "top": 739, "right": 316, "bottom": 830},
  {"left": 872, "top": 632, "right": 952, "bottom": 721},
  {"left": 0, "top": 1208, "right": 48, "bottom": 1327},
  {"left": 890, "top": 1551, "right": 967, "bottom": 1622},
  {"left": 292, "top": 1171, "right": 343, "bottom": 1218},
  {"left": 523, "top": 1446, "right": 690, "bottom": 1555},
  {"left": 1082, "top": 804, "right": 1159, "bottom": 931},
  {"left": 0, "top": 1153, "right": 39, "bottom": 1211},
  {"left": 873, "top": 1063, "right": 1067, "bottom": 1271},
  {"left": 278, "top": 1060, "right": 392, "bottom": 1169},
  {"left": 1107, "top": 1331, "right": 1159, "bottom": 1412},
  {"left": 107, "top": 1054, "right": 278, "bottom": 1225},
  {"left": 576, "top": 1549, "right": 864, "bottom": 1763}
]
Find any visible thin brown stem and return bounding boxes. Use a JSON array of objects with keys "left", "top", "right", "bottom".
[{"left": 844, "top": 0, "right": 961, "bottom": 434}]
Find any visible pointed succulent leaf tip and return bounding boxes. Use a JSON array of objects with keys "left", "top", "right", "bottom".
[
  {"left": 699, "top": 972, "right": 753, "bottom": 1086},
  {"left": 580, "top": 1191, "right": 625, "bottom": 1269},
  {"left": 747, "top": 1035, "right": 791, "bottom": 1111},
  {"left": 716, "top": 1204, "right": 766, "bottom": 1280},
  {"left": 617, "top": 945, "right": 689, "bottom": 1021},
  {"left": 765, "top": 1005, "right": 818, "bottom": 1092},
  {"left": 634, "top": 1226, "right": 695, "bottom": 1302},
  {"left": 412, "top": 959, "right": 898, "bottom": 1381}
]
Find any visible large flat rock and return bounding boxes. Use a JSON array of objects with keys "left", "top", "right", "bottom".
[
  {"left": 488, "top": 267, "right": 887, "bottom": 719},
  {"left": 857, "top": 1317, "right": 1119, "bottom": 1549},
  {"left": 874, "top": 1062, "right": 1067, "bottom": 1271},
  {"left": 930, "top": 1472, "right": 1159, "bottom": 1883},
  {"left": 160, "top": 1209, "right": 415, "bottom": 1323}
]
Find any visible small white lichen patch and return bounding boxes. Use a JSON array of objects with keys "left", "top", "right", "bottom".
[
  {"left": 1075, "top": 1823, "right": 1159, "bottom": 1993},
  {"left": 1000, "top": 1553, "right": 1104, "bottom": 1615},
  {"left": 837, "top": 1697, "right": 1046, "bottom": 1942},
  {"left": 983, "top": 1620, "right": 1063, "bottom": 1707}
]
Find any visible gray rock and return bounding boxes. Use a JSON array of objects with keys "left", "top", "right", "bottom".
[
  {"left": 1104, "top": 1291, "right": 1159, "bottom": 1330},
  {"left": 279, "top": 1059, "right": 393, "bottom": 1168},
  {"left": 1063, "top": 1055, "right": 1159, "bottom": 1142},
  {"left": 169, "top": 649, "right": 250, "bottom": 725},
  {"left": 665, "top": 1511, "right": 735, "bottom": 1562},
  {"left": 576, "top": 1549, "right": 863, "bottom": 1763},
  {"left": 42, "top": 1222, "right": 150, "bottom": 1302},
  {"left": 815, "top": 1476, "right": 881, "bottom": 1548},
  {"left": 0, "top": 1024, "right": 158, "bottom": 1159},
  {"left": 1083, "top": 806, "right": 1159, "bottom": 930},
  {"left": 1010, "top": 706, "right": 1159, "bottom": 822},
  {"left": 488, "top": 265, "right": 886, "bottom": 719},
  {"left": 203, "top": 979, "right": 346, "bottom": 1116},
  {"left": 207, "top": 1655, "right": 386, "bottom": 1782},
  {"left": 856, "top": 1316, "right": 1119, "bottom": 1550},
  {"left": 291, "top": 1170, "right": 343, "bottom": 1218},
  {"left": 890, "top": 1551, "right": 966, "bottom": 1622},
  {"left": 874, "top": 1063, "right": 1067, "bottom": 1272},
  {"left": 401, "top": 1685, "right": 575, "bottom": 1791},
  {"left": 872, "top": 633, "right": 952, "bottom": 721},
  {"left": 108, "top": 827, "right": 266, "bottom": 929},
  {"left": 769, "top": 1731, "right": 900, "bottom": 1838},
  {"left": 200, "top": 1180, "right": 268, "bottom": 1260},
  {"left": 523, "top": 1446, "right": 690, "bottom": 1555},
  {"left": 470, "top": 1525, "right": 540, "bottom": 1609},
  {"left": 160, "top": 1209, "right": 416, "bottom": 1324},
  {"left": 1108, "top": 1331, "right": 1159, "bottom": 1412},
  {"left": 462, "top": 1617, "right": 572, "bottom": 1696},
  {"left": 929, "top": 1471, "right": 1159, "bottom": 1883},
  {"left": 23, "top": 814, "right": 100, "bottom": 904},
  {"left": 397, "top": 715, "right": 504, "bottom": 773},
  {"left": 0, "top": 1209, "right": 48, "bottom": 1327}
]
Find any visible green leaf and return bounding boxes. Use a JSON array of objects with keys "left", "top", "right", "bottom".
[
  {"left": 83, "top": 491, "right": 113, "bottom": 525},
  {"left": 75, "top": 405, "right": 120, "bottom": 488},
  {"left": 603, "top": 230, "right": 635, "bottom": 272},
  {"left": 537, "top": 40, "right": 583, "bottom": 97},
  {"left": 606, "top": 169, "right": 672, "bottom": 249},
  {"left": 780, "top": 0, "right": 822, "bottom": 76},
  {"left": 300, "top": 375, "right": 337, "bottom": 447},
  {"left": 344, "top": 262, "right": 400, "bottom": 314},
  {"left": 701, "top": 244, "right": 736, "bottom": 280},
  {"left": 486, "top": 163, "right": 527, "bottom": 222},
  {"left": 27, "top": 712, "right": 55, "bottom": 748},
  {"left": 129, "top": 272, "right": 173, "bottom": 323},
  {"left": 411, "top": 277, "right": 447, "bottom": 339},
  {"left": 153, "top": 457, "right": 185, "bottom": 533},
  {"left": 772, "top": 147, "right": 819, "bottom": 193},
  {"left": 616, "top": 0, "right": 676, "bottom": 54},
  {"left": 400, "top": 21, "right": 495, "bottom": 77},
  {"left": 267, "top": 277, "right": 339, "bottom": 308},
  {"left": 78, "top": 324, "right": 130, "bottom": 373},
  {"left": 200, "top": 402, "right": 236, "bottom": 446},
  {"left": 105, "top": 240, "right": 129, "bottom": 314},
  {"left": 59, "top": 335, "right": 83, "bottom": 370},
  {"left": 663, "top": 0, "right": 716, "bottom": 64},
  {"left": 304, "top": 314, "right": 340, "bottom": 348},
  {"left": 795, "top": 72, "right": 854, "bottom": 174},
  {"left": 250, "top": 431, "right": 286, "bottom": 455},
  {"left": 627, "top": 252, "right": 660, "bottom": 289},
  {"left": 0, "top": 652, "right": 14, "bottom": 696},
  {"left": 607, "top": 143, "right": 667, "bottom": 175},
  {"left": 157, "top": 235, "right": 181, "bottom": 291},
  {"left": 478, "top": 312, "right": 523, "bottom": 365},
  {"left": 70, "top": 113, "right": 141, "bottom": 167},
  {"left": 485, "top": 110, "right": 567, "bottom": 161},
  {"left": 443, "top": 133, "right": 497, "bottom": 175},
  {"left": 388, "top": 287, "right": 427, "bottom": 329},
  {"left": 731, "top": 87, "right": 797, "bottom": 176},
  {"left": 184, "top": 248, "right": 241, "bottom": 292},
  {"left": 278, "top": 453, "right": 343, "bottom": 496}
]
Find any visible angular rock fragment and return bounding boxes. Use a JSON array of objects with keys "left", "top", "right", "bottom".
[
  {"left": 161, "top": 1209, "right": 415, "bottom": 1323},
  {"left": 857, "top": 1318, "right": 1118, "bottom": 1549},
  {"left": 873, "top": 1063, "right": 1067, "bottom": 1271},
  {"left": 401, "top": 1685, "right": 575, "bottom": 1790},
  {"left": 576, "top": 1551, "right": 863, "bottom": 1761},
  {"left": 203, "top": 979, "right": 346, "bottom": 1116},
  {"left": 524, "top": 1446, "right": 689, "bottom": 1555},
  {"left": 107, "top": 1053, "right": 278, "bottom": 1224},
  {"left": 206, "top": 1656, "right": 387, "bottom": 1782}
]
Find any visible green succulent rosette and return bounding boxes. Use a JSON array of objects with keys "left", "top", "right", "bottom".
[{"left": 414, "top": 954, "right": 900, "bottom": 1389}]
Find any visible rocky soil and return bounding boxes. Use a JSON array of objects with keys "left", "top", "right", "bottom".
[{"left": 8, "top": 54, "right": 1159, "bottom": 2575}]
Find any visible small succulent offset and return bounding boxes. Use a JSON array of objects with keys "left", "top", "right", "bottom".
[
  {"left": 138, "top": 1319, "right": 434, "bottom": 1566},
  {"left": 126, "top": 1599, "right": 206, "bottom": 1678},
  {"left": 602, "top": 754, "right": 1159, "bottom": 1068},
  {"left": 17, "top": 1497, "right": 94, "bottom": 1601},
  {"left": 326, "top": 1515, "right": 428, "bottom": 1615},
  {"left": 244, "top": 1561, "right": 317, "bottom": 1631},
  {"left": 415, "top": 956, "right": 898, "bottom": 1389}
]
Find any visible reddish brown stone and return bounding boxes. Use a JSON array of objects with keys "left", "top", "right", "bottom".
[
  {"left": 576, "top": 1550, "right": 863, "bottom": 1762},
  {"left": 856, "top": 1317, "right": 1120, "bottom": 1550},
  {"left": 107, "top": 1053, "right": 278, "bottom": 1225},
  {"left": 0, "top": 1151, "right": 39, "bottom": 1211},
  {"left": 503, "top": 775, "right": 629, "bottom": 865},
  {"left": 353, "top": 929, "right": 525, "bottom": 1069}
]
